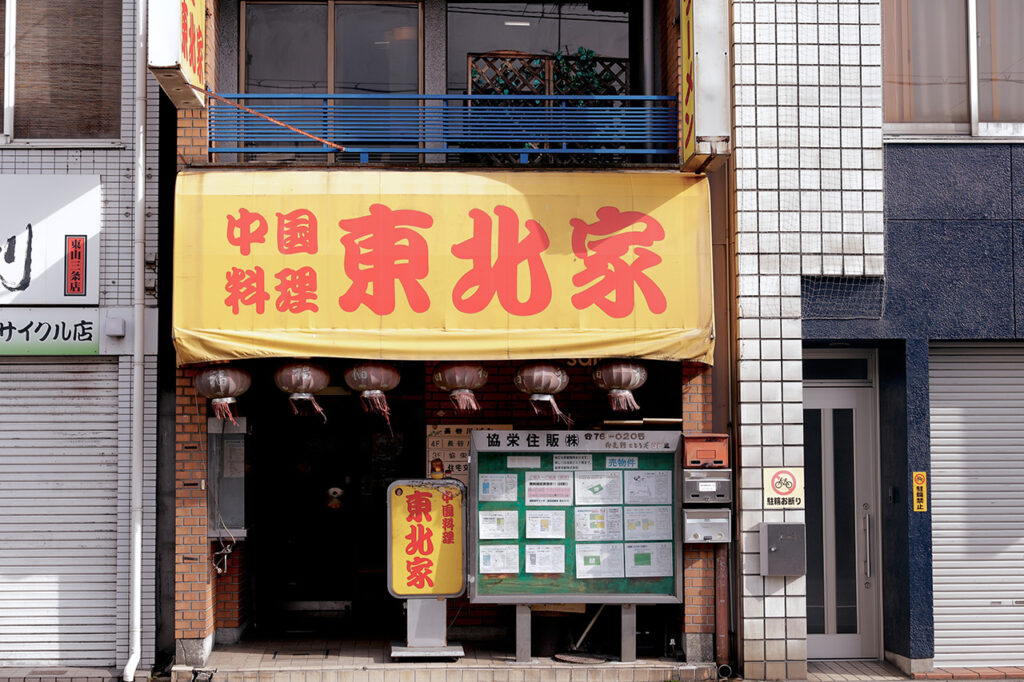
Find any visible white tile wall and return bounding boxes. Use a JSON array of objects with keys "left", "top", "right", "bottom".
[
  {"left": 0, "top": 0, "right": 159, "bottom": 670},
  {"left": 733, "top": 0, "right": 883, "bottom": 679}
]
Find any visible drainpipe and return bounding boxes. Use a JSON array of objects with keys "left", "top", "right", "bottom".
[
  {"left": 123, "top": 0, "right": 148, "bottom": 677},
  {"left": 2, "top": 0, "right": 15, "bottom": 143}
]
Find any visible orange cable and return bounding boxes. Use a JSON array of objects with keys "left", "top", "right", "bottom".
[{"left": 187, "top": 83, "right": 346, "bottom": 152}]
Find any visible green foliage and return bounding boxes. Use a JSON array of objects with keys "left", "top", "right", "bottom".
[{"left": 553, "top": 47, "right": 617, "bottom": 97}]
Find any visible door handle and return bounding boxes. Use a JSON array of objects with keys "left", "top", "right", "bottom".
[{"left": 863, "top": 512, "right": 872, "bottom": 579}]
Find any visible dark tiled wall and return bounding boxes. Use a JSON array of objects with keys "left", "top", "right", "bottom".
[{"left": 802, "top": 144, "right": 1024, "bottom": 662}]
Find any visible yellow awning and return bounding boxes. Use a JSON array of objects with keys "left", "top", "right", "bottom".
[{"left": 172, "top": 169, "right": 714, "bottom": 365}]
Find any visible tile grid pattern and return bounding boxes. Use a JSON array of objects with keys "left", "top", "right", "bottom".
[{"left": 733, "top": 0, "right": 883, "bottom": 679}]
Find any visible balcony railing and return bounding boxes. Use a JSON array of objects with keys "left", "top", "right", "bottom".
[{"left": 208, "top": 93, "right": 679, "bottom": 164}]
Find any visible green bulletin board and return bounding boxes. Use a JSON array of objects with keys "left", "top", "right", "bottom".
[{"left": 469, "top": 430, "right": 682, "bottom": 604}]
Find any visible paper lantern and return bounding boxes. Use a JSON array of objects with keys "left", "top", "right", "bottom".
[
  {"left": 514, "top": 362, "right": 572, "bottom": 426},
  {"left": 593, "top": 360, "right": 648, "bottom": 412},
  {"left": 274, "top": 361, "right": 330, "bottom": 421},
  {"left": 344, "top": 361, "right": 401, "bottom": 431},
  {"left": 432, "top": 362, "right": 488, "bottom": 413},
  {"left": 194, "top": 365, "right": 251, "bottom": 425}
]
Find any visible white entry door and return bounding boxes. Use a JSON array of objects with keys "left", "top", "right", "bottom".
[{"left": 804, "top": 379, "right": 881, "bottom": 659}]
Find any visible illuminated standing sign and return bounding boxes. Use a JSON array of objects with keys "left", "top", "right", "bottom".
[
  {"left": 149, "top": 0, "right": 206, "bottom": 108},
  {"left": 172, "top": 170, "right": 714, "bottom": 364},
  {"left": 388, "top": 480, "right": 466, "bottom": 598}
]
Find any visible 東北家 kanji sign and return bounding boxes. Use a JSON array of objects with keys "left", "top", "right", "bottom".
[
  {"left": 172, "top": 170, "right": 714, "bottom": 364},
  {"left": 388, "top": 480, "right": 466, "bottom": 598}
]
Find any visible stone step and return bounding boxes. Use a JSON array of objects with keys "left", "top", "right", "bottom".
[{"left": 170, "top": 664, "right": 716, "bottom": 682}]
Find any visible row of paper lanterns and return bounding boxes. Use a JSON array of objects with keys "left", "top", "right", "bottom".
[{"left": 194, "top": 359, "right": 649, "bottom": 429}]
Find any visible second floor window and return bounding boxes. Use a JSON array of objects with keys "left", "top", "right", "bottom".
[
  {"left": 242, "top": 1, "right": 420, "bottom": 96},
  {"left": 0, "top": 0, "right": 122, "bottom": 141},
  {"left": 883, "top": 0, "right": 1024, "bottom": 133}
]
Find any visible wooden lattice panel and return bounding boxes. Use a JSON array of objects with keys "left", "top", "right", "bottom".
[
  {"left": 468, "top": 51, "right": 629, "bottom": 97},
  {"left": 469, "top": 51, "right": 551, "bottom": 96}
]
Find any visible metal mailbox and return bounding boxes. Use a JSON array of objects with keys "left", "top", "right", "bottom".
[
  {"left": 683, "top": 470, "right": 732, "bottom": 504},
  {"left": 758, "top": 523, "right": 806, "bottom": 576},
  {"left": 683, "top": 509, "right": 731, "bottom": 543},
  {"left": 683, "top": 433, "right": 729, "bottom": 468}
]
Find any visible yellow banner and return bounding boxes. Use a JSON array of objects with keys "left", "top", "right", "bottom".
[
  {"left": 173, "top": 170, "right": 714, "bottom": 364},
  {"left": 681, "top": 0, "right": 695, "bottom": 164},
  {"left": 388, "top": 480, "right": 465, "bottom": 598}
]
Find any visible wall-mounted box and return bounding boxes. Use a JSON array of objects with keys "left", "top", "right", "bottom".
[
  {"left": 208, "top": 417, "right": 247, "bottom": 538},
  {"left": 684, "top": 509, "right": 731, "bottom": 543},
  {"left": 683, "top": 433, "right": 729, "bottom": 468},
  {"left": 683, "top": 470, "right": 732, "bottom": 504},
  {"left": 758, "top": 523, "right": 806, "bottom": 576}
]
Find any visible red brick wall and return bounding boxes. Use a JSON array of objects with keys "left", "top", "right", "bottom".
[
  {"left": 684, "top": 546, "right": 715, "bottom": 634},
  {"left": 682, "top": 363, "right": 713, "bottom": 434},
  {"left": 682, "top": 363, "right": 715, "bottom": 635},
  {"left": 214, "top": 542, "right": 248, "bottom": 630},
  {"left": 174, "top": 2, "right": 216, "bottom": 641},
  {"left": 175, "top": 367, "right": 215, "bottom": 640}
]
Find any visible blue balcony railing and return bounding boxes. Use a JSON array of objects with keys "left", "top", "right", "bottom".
[{"left": 208, "top": 93, "right": 679, "bottom": 163}]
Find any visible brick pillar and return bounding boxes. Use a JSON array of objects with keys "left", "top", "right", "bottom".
[
  {"left": 682, "top": 362, "right": 716, "bottom": 661},
  {"left": 214, "top": 542, "right": 248, "bottom": 643},
  {"left": 682, "top": 362, "right": 713, "bottom": 434},
  {"left": 177, "top": 108, "right": 209, "bottom": 166},
  {"left": 175, "top": 368, "right": 215, "bottom": 665}
]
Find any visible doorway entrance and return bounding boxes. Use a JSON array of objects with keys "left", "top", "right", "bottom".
[
  {"left": 243, "top": 366, "right": 425, "bottom": 638},
  {"left": 803, "top": 352, "right": 881, "bottom": 659}
]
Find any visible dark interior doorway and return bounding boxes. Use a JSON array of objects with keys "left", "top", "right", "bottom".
[{"left": 242, "top": 360, "right": 425, "bottom": 637}]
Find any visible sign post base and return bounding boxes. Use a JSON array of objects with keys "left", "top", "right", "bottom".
[{"left": 390, "top": 598, "right": 464, "bottom": 659}]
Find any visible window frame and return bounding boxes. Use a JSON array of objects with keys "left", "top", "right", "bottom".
[
  {"left": 238, "top": 0, "right": 424, "bottom": 97},
  {"left": 0, "top": 0, "right": 124, "bottom": 147},
  {"left": 883, "top": 0, "right": 1024, "bottom": 138}
]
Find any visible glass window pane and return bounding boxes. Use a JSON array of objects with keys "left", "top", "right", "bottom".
[
  {"left": 246, "top": 3, "right": 328, "bottom": 93},
  {"left": 977, "top": 0, "right": 1024, "bottom": 122},
  {"left": 335, "top": 3, "right": 419, "bottom": 95},
  {"left": 15, "top": 0, "right": 121, "bottom": 138},
  {"left": 802, "top": 358, "right": 869, "bottom": 382},
  {"left": 804, "top": 409, "right": 826, "bottom": 635},
  {"left": 446, "top": 3, "right": 631, "bottom": 94},
  {"left": 882, "top": 0, "right": 969, "bottom": 123},
  {"left": 833, "top": 409, "right": 858, "bottom": 635}
]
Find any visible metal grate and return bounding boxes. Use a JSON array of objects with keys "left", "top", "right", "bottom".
[{"left": 801, "top": 276, "right": 886, "bottom": 320}]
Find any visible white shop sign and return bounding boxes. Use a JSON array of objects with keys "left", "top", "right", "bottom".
[{"left": 0, "top": 176, "right": 101, "bottom": 306}]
